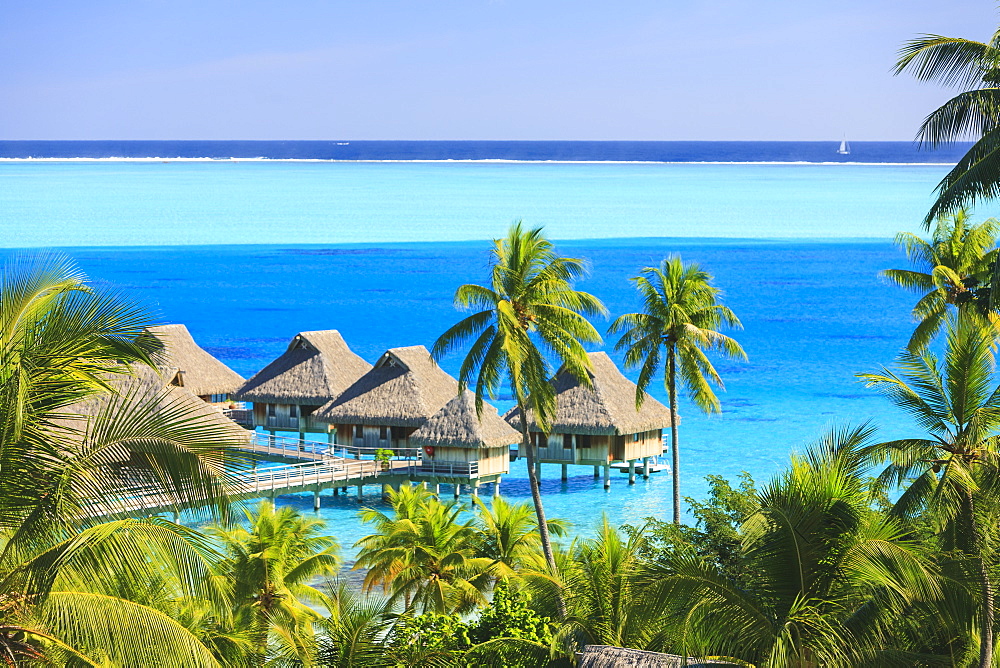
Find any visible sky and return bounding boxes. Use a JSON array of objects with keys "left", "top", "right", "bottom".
[{"left": 1, "top": 1, "right": 997, "bottom": 141}]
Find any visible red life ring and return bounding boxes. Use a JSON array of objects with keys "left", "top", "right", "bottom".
[{"left": 423, "top": 446, "right": 435, "bottom": 457}]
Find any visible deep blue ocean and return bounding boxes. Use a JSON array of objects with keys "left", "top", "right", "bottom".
[
  {"left": 0, "top": 140, "right": 976, "bottom": 556},
  {"left": 0, "top": 139, "right": 973, "bottom": 162}
]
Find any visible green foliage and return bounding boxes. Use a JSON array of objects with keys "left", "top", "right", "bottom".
[
  {"left": 374, "top": 449, "right": 394, "bottom": 463},
  {"left": 431, "top": 222, "right": 606, "bottom": 584},
  {"left": 626, "top": 472, "right": 758, "bottom": 582},
  {"left": 881, "top": 209, "right": 1000, "bottom": 351},
  {"left": 894, "top": 28, "right": 1000, "bottom": 224},
  {"left": 385, "top": 611, "right": 471, "bottom": 666},
  {"left": 609, "top": 255, "right": 746, "bottom": 524},
  {"left": 468, "top": 580, "right": 552, "bottom": 646}
]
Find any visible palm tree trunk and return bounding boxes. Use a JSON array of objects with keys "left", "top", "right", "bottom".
[
  {"left": 517, "top": 397, "right": 566, "bottom": 618},
  {"left": 668, "top": 346, "right": 680, "bottom": 525},
  {"left": 964, "top": 491, "right": 996, "bottom": 668}
]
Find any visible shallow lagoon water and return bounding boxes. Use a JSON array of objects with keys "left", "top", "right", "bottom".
[
  {"left": 35, "top": 239, "right": 920, "bottom": 556},
  {"left": 0, "top": 155, "right": 962, "bottom": 555}
]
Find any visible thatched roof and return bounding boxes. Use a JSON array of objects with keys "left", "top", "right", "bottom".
[
  {"left": 505, "top": 352, "right": 676, "bottom": 436},
  {"left": 578, "top": 645, "right": 735, "bottom": 667},
  {"left": 235, "top": 330, "right": 372, "bottom": 405},
  {"left": 314, "top": 346, "right": 459, "bottom": 428},
  {"left": 59, "top": 364, "right": 251, "bottom": 445},
  {"left": 145, "top": 324, "right": 244, "bottom": 397},
  {"left": 409, "top": 391, "right": 521, "bottom": 449}
]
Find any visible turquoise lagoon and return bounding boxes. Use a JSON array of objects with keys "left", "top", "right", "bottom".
[{"left": 1, "top": 159, "right": 985, "bottom": 555}]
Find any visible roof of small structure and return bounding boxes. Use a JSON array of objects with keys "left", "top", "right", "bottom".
[
  {"left": 145, "top": 324, "right": 245, "bottom": 397},
  {"left": 578, "top": 645, "right": 736, "bottom": 668},
  {"left": 235, "top": 330, "right": 372, "bottom": 405},
  {"left": 505, "top": 352, "right": 676, "bottom": 436},
  {"left": 314, "top": 345, "right": 459, "bottom": 428},
  {"left": 409, "top": 391, "right": 521, "bottom": 449},
  {"left": 59, "top": 364, "right": 251, "bottom": 446}
]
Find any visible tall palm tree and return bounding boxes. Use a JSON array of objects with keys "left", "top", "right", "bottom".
[
  {"left": 355, "top": 483, "right": 494, "bottom": 615},
  {"left": 432, "top": 222, "right": 606, "bottom": 580},
  {"left": 859, "top": 314, "right": 1000, "bottom": 668},
  {"left": 206, "top": 500, "right": 341, "bottom": 665},
  {"left": 881, "top": 209, "right": 999, "bottom": 351},
  {"left": 642, "top": 426, "right": 939, "bottom": 667},
  {"left": 0, "top": 254, "right": 248, "bottom": 665},
  {"left": 894, "top": 26, "right": 1000, "bottom": 225},
  {"left": 609, "top": 257, "right": 745, "bottom": 524}
]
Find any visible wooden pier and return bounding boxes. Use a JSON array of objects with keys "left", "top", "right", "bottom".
[{"left": 90, "top": 432, "right": 502, "bottom": 520}]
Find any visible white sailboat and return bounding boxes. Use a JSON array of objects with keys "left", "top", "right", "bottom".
[{"left": 837, "top": 138, "right": 851, "bottom": 155}]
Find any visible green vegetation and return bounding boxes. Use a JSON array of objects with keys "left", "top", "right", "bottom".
[
  {"left": 9, "top": 209, "right": 1000, "bottom": 665},
  {"left": 431, "top": 221, "right": 606, "bottom": 590},
  {"left": 894, "top": 26, "right": 1000, "bottom": 226},
  {"left": 609, "top": 256, "right": 746, "bottom": 524}
]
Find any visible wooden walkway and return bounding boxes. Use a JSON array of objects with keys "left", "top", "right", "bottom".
[{"left": 89, "top": 433, "right": 498, "bottom": 520}]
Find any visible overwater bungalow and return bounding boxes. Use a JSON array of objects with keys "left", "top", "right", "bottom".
[
  {"left": 505, "top": 351, "right": 676, "bottom": 487},
  {"left": 313, "top": 345, "right": 458, "bottom": 450},
  {"left": 234, "top": 330, "right": 372, "bottom": 438},
  {"left": 408, "top": 391, "right": 516, "bottom": 493},
  {"left": 145, "top": 324, "right": 245, "bottom": 406}
]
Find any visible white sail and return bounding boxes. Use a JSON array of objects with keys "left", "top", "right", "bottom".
[{"left": 837, "top": 139, "right": 850, "bottom": 155}]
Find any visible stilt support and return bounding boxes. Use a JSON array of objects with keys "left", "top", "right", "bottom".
[
  {"left": 472, "top": 482, "right": 479, "bottom": 497},
  {"left": 603, "top": 464, "right": 611, "bottom": 489},
  {"left": 594, "top": 465, "right": 600, "bottom": 479},
  {"left": 628, "top": 460, "right": 636, "bottom": 485},
  {"left": 561, "top": 463, "right": 568, "bottom": 481},
  {"left": 642, "top": 456, "right": 650, "bottom": 479},
  {"left": 535, "top": 462, "right": 542, "bottom": 480},
  {"left": 493, "top": 476, "right": 502, "bottom": 497},
  {"left": 357, "top": 485, "right": 363, "bottom": 500},
  {"left": 313, "top": 489, "right": 321, "bottom": 511},
  {"left": 434, "top": 483, "right": 440, "bottom": 496},
  {"left": 453, "top": 484, "right": 461, "bottom": 499}
]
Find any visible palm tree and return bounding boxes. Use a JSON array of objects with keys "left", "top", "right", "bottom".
[
  {"left": 432, "top": 222, "right": 606, "bottom": 580},
  {"left": 642, "top": 426, "right": 939, "bottom": 667},
  {"left": 206, "top": 500, "right": 341, "bottom": 665},
  {"left": 608, "top": 257, "right": 746, "bottom": 524},
  {"left": 859, "top": 314, "right": 1000, "bottom": 668},
  {"left": 317, "top": 582, "right": 394, "bottom": 668},
  {"left": 0, "top": 253, "right": 248, "bottom": 665},
  {"left": 473, "top": 496, "right": 568, "bottom": 579},
  {"left": 893, "top": 26, "right": 1000, "bottom": 225},
  {"left": 355, "top": 484, "right": 494, "bottom": 614},
  {"left": 881, "top": 209, "right": 999, "bottom": 351}
]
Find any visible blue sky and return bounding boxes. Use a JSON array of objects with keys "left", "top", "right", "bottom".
[{"left": 1, "top": 1, "right": 996, "bottom": 140}]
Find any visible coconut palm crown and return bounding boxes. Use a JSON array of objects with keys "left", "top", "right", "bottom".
[
  {"left": 881, "top": 209, "right": 999, "bottom": 352},
  {"left": 894, "top": 26, "right": 1000, "bottom": 224},
  {"left": 431, "top": 222, "right": 606, "bottom": 586},
  {"left": 609, "top": 256, "right": 745, "bottom": 524}
]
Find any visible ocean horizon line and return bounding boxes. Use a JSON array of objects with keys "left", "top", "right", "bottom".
[
  {"left": 0, "top": 157, "right": 960, "bottom": 167},
  {"left": 4, "top": 237, "right": 899, "bottom": 253}
]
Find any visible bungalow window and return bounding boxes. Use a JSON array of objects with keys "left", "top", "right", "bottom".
[
  {"left": 579, "top": 435, "right": 591, "bottom": 449},
  {"left": 289, "top": 405, "right": 298, "bottom": 419},
  {"left": 300, "top": 405, "right": 316, "bottom": 417},
  {"left": 379, "top": 426, "right": 388, "bottom": 440},
  {"left": 633, "top": 432, "right": 640, "bottom": 442},
  {"left": 355, "top": 425, "right": 364, "bottom": 439},
  {"left": 266, "top": 404, "right": 276, "bottom": 418},
  {"left": 209, "top": 393, "right": 228, "bottom": 403},
  {"left": 562, "top": 434, "right": 572, "bottom": 449}
]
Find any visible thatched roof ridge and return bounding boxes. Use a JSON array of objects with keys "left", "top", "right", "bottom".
[
  {"left": 410, "top": 391, "right": 521, "bottom": 449},
  {"left": 505, "top": 352, "right": 676, "bottom": 436},
  {"left": 59, "top": 364, "right": 251, "bottom": 445},
  {"left": 578, "top": 645, "right": 736, "bottom": 667},
  {"left": 314, "top": 346, "right": 459, "bottom": 428},
  {"left": 145, "top": 324, "right": 244, "bottom": 397},
  {"left": 235, "top": 330, "right": 372, "bottom": 405}
]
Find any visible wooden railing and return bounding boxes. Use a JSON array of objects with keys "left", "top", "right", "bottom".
[
  {"left": 243, "top": 432, "right": 422, "bottom": 462},
  {"left": 417, "top": 461, "right": 479, "bottom": 477},
  {"left": 222, "top": 408, "right": 254, "bottom": 427}
]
